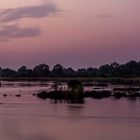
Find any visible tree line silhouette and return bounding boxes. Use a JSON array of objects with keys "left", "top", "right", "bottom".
[{"left": 0, "top": 60, "right": 140, "bottom": 78}]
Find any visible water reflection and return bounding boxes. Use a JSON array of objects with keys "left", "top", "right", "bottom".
[
  {"left": 127, "top": 97, "right": 137, "bottom": 102},
  {"left": 0, "top": 115, "right": 57, "bottom": 140},
  {"left": 67, "top": 104, "right": 84, "bottom": 120},
  {"left": 0, "top": 98, "right": 139, "bottom": 140},
  {"left": 49, "top": 98, "right": 85, "bottom": 104},
  {"left": 0, "top": 82, "right": 139, "bottom": 140}
]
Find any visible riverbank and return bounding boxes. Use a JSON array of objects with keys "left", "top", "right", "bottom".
[{"left": 0, "top": 77, "right": 140, "bottom": 85}]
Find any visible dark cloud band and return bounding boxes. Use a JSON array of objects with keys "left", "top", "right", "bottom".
[
  {"left": 96, "top": 14, "right": 115, "bottom": 18},
  {"left": 0, "top": 3, "right": 59, "bottom": 22},
  {"left": 0, "top": 25, "right": 41, "bottom": 41},
  {"left": 0, "top": 1, "right": 60, "bottom": 41}
]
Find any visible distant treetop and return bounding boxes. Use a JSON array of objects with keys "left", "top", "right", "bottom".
[{"left": 0, "top": 60, "right": 140, "bottom": 78}]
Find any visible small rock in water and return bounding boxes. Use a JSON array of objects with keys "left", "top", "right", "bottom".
[
  {"left": 3, "top": 94, "right": 7, "bottom": 97},
  {"left": 15, "top": 94, "right": 21, "bottom": 97}
]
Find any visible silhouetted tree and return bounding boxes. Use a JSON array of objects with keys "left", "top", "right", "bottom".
[
  {"left": 64, "top": 68, "right": 76, "bottom": 77},
  {"left": 77, "top": 68, "right": 87, "bottom": 77},
  {"left": 110, "top": 62, "right": 121, "bottom": 77},
  {"left": 0, "top": 68, "right": 16, "bottom": 77},
  {"left": 0, "top": 60, "right": 140, "bottom": 78},
  {"left": 33, "top": 64, "right": 50, "bottom": 77},
  {"left": 98, "top": 64, "right": 112, "bottom": 77},
  {"left": 52, "top": 64, "right": 64, "bottom": 77},
  {"left": 86, "top": 68, "right": 98, "bottom": 77},
  {"left": 17, "top": 66, "right": 32, "bottom": 77}
]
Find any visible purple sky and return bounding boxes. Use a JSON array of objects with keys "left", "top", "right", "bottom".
[{"left": 0, "top": 0, "right": 140, "bottom": 69}]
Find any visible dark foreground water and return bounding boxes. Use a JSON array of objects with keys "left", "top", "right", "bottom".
[{"left": 0, "top": 81, "right": 140, "bottom": 140}]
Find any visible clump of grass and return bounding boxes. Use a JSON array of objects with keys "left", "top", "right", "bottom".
[{"left": 37, "top": 80, "right": 84, "bottom": 103}]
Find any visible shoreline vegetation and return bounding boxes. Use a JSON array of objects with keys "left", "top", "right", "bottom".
[
  {"left": 0, "top": 60, "right": 140, "bottom": 103},
  {"left": 0, "top": 60, "right": 140, "bottom": 79},
  {"left": 0, "top": 60, "right": 140, "bottom": 85}
]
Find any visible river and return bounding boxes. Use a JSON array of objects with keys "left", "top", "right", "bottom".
[{"left": 0, "top": 81, "right": 140, "bottom": 140}]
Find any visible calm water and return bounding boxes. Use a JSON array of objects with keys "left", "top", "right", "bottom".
[{"left": 0, "top": 81, "right": 140, "bottom": 140}]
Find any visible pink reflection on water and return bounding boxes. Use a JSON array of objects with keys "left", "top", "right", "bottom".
[{"left": 0, "top": 82, "right": 139, "bottom": 140}]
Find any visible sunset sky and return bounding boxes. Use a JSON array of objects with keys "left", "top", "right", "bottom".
[{"left": 0, "top": 0, "right": 140, "bottom": 69}]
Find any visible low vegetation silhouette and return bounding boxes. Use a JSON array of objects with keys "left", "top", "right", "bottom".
[
  {"left": 37, "top": 80, "right": 84, "bottom": 104},
  {"left": 36, "top": 79, "right": 140, "bottom": 103}
]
